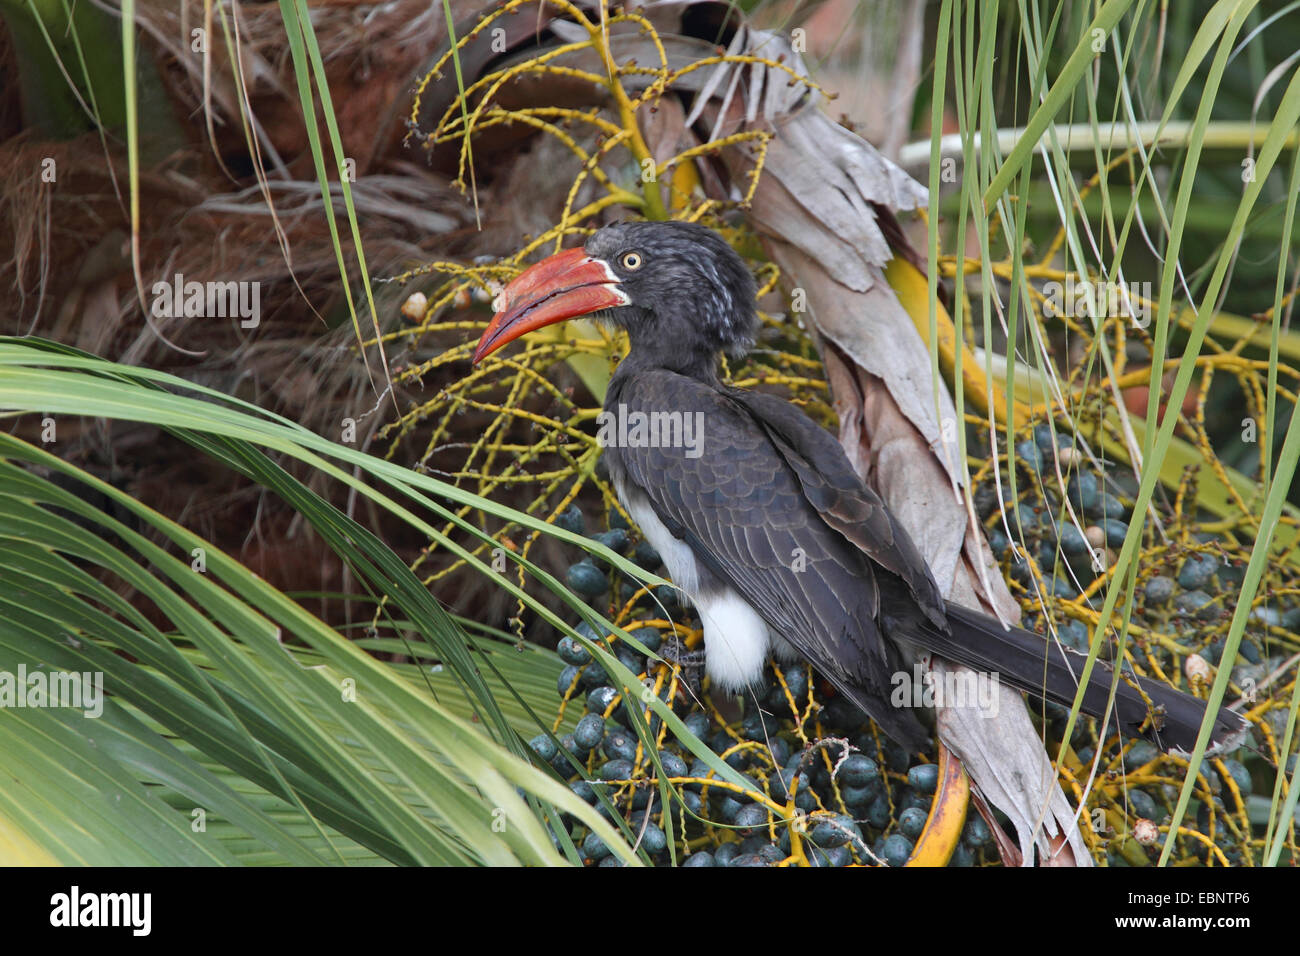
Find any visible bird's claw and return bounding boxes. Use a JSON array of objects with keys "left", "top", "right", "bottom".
[
  {"left": 659, "top": 633, "right": 706, "bottom": 697},
  {"left": 660, "top": 634, "right": 706, "bottom": 669}
]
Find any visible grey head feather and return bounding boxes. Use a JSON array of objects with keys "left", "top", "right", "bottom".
[{"left": 584, "top": 221, "right": 758, "bottom": 358}]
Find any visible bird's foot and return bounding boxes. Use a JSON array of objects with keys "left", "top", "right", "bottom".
[
  {"left": 659, "top": 633, "right": 706, "bottom": 670},
  {"left": 659, "top": 633, "right": 706, "bottom": 698}
]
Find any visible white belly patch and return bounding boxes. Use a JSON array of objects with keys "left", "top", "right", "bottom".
[
  {"left": 620, "top": 485, "right": 701, "bottom": 596},
  {"left": 617, "top": 479, "right": 772, "bottom": 690},
  {"left": 694, "top": 590, "right": 772, "bottom": 690}
]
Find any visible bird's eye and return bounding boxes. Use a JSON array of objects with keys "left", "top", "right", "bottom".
[{"left": 621, "top": 251, "right": 643, "bottom": 271}]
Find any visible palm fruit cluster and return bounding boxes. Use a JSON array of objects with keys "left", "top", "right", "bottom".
[
  {"left": 971, "top": 421, "right": 1299, "bottom": 865},
  {"left": 535, "top": 503, "right": 994, "bottom": 867}
]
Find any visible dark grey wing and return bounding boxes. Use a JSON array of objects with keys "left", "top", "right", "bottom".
[
  {"left": 726, "top": 389, "right": 1253, "bottom": 754},
  {"left": 728, "top": 387, "right": 949, "bottom": 630},
  {"left": 606, "top": 369, "right": 929, "bottom": 748}
]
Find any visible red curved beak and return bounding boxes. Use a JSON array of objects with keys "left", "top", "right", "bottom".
[{"left": 472, "top": 246, "right": 629, "bottom": 364}]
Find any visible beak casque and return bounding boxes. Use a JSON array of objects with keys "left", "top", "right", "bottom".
[{"left": 472, "top": 246, "right": 629, "bottom": 364}]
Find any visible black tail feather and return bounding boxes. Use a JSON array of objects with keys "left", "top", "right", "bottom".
[{"left": 927, "top": 603, "right": 1250, "bottom": 755}]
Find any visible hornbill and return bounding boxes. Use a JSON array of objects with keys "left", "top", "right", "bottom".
[{"left": 473, "top": 220, "right": 1248, "bottom": 756}]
